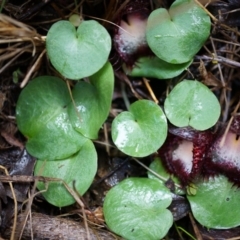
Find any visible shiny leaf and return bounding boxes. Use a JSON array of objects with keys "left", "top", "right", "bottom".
[
  {"left": 123, "top": 56, "right": 192, "bottom": 79},
  {"left": 16, "top": 76, "right": 86, "bottom": 160},
  {"left": 112, "top": 100, "right": 167, "bottom": 157},
  {"left": 46, "top": 20, "right": 111, "bottom": 79},
  {"left": 164, "top": 80, "right": 220, "bottom": 130},
  {"left": 35, "top": 140, "right": 97, "bottom": 207},
  {"left": 146, "top": 0, "right": 211, "bottom": 64},
  {"left": 187, "top": 175, "right": 240, "bottom": 229},
  {"left": 68, "top": 62, "right": 114, "bottom": 139},
  {"left": 103, "top": 178, "right": 173, "bottom": 240}
]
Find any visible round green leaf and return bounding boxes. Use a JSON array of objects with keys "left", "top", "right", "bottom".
[
  {"left": 123, "top": 56, "right": 192, "bottom": 79},
  {"left": 46, "top": 20, "right": 111, "bottom": 79},
  {"left": 69, "top": 14, "right": 82, "bottom": 27},
  {"left": 164, "top": 80, "right": 220, "bottom": 130},
  {"left": 148, "top": 157, "right": 185, "bottom": 195},
  {"left": 34, "top": 140, "right": 97, "bottom": 207},
  {"left": 111, "top": 100, "right": 167, "bottom": 157},
  {"left": 68, "top": 62, "right": 114, "bottom": 139},
  {"left": 16, "top": 76, "right": 86, "bottom": 160},
  {"left": 146, "top": 0, "right": 211, "bottom": 64},
  {"left": 187, "top": 175, "right": 240, "bottom": 229},
  {"left": 103, "top": 178, "right": 173, "bottom": 240}
]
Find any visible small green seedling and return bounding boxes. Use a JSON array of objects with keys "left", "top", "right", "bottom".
[
  {"left": 164, "top": 80, "right": 221, "bottom": 130},
  {"left": 146, "top": 0, "right": 211, "bottom": 64},
  {"left": 111, "top": 100, "right": 168, "bottom": 157},
  {"left": 16, "top": 76, "right": 86, "bottom": 160},
  {"left": 103, "top": 178, "right": 173, "bottom": 240},
  {"left": 46, "top": 20, "right": 111, "bottom": 79},
  {"left": 187, "top": 175, "right": 240, "bottom": 229}
]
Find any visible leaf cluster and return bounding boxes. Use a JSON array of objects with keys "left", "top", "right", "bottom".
[{"left": 15, "top": 0, "right": 237, "bottom": 239}]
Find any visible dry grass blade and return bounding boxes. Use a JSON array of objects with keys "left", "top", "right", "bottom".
[
  {"left": 0, "top": 14, "right": 39, "bottom": 38},
  {"left": 0, "top": 13, "right": 45, "bottom": 75}
]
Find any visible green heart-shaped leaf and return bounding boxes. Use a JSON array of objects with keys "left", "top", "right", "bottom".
[
  {"left": 123, "top": 56, "right": 192, "bottom": 79},
  {"left": 164, "top": 80, "right": 220, "bottom": 130},
  {"left": 103, "top": 178, "right": 173, "bottom": 240},
  {"left": 46, "top": 20, "right": 111, "bottom": 79},
  {"left": 187, "top": 175, "right": 240, "bottom": 229},
  {"left": 146, "top": 0, "right": 211, "bottom": 64},
  {"left": 112, "top": 100, "right": 167, "bottom": 157},
  {"left": 68, "top": 62, "right": 114, "bottom": 139},
  {"left": 34, "top": 139, "right": 97, "bottom": 207},
  {"left": 16, "top": 76, "right": 86, "bottom": 160}
]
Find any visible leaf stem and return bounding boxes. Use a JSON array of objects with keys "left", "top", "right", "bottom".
[
  {"left": 132, "top": 157, "right": 182, "bottom": 189},
  {"left": 121, "top": 81, "right": 130, "bottom": 111},
  {"left": 176, "top": 226, "right": 197, "bottom": 240}
]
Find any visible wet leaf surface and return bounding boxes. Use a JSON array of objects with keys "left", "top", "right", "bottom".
[
  {"left": 68, "top": 62, "right": 114, "bottom": 139},
  {"left": 103, "top": 177, "right": 173, "bottom": 240},
  {"left": 46, "top": 20, "right": 111, "bottom": 79},
  {"left": 112, "top": 100, "right": 167, "bottom": 157},
  {"left": 34, "top": 140, "right": 97, "bottom": 207},
  {"left": 187, "top": 175, "right": 240, "bottom": 229},
  {"left": 164, "top": 80, "right": 221, "bottom": 130},
  {"left": 146, "top": 0, "right": 211, "bottom": 64},
  {"left": 16, "top": 76, "right": 86, "bottom": 160}
]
